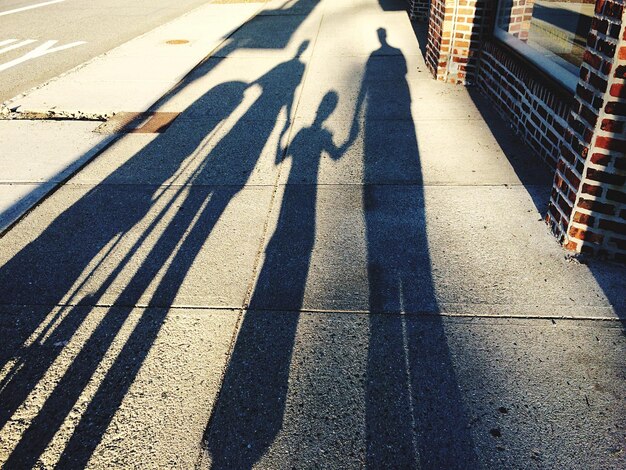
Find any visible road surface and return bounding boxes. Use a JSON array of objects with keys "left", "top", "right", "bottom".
[{"left": 0, "top": 0, "right": 217, "bottom": 102}]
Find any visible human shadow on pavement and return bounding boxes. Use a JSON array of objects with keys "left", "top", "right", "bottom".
[
  {"left": 0, "top": 42, "right": 309, "bottom": 468},
  {"left": 353, "top": 29, "right": 479, "bottom": 468},
  {"left": 203, "top": 91, "right": 349, "bottom": 469},
  {"left": 202, "top": 27, "right": 479, "bottom": 468}
]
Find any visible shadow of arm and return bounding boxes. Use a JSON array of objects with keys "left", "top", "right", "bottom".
[{"left": 340, "top": 80, "right": 367, "bottom": 153}]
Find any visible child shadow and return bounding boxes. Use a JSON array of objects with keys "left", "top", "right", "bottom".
[{"left": 203, "top": 92, "right": 352, "bottom": 469}]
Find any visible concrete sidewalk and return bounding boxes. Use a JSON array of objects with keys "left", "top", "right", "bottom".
[{"left": 0, "top": 0, "right": 625, "bottom": 468}]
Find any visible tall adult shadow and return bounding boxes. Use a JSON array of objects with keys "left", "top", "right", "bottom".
[
  {"left": 351, "top": 29, "right": 479, "bottom": 468},
  {"left": 0, "top": 79, "right": 248, "bottom": 418},
  {"left": 0, "top": 44, "right": 310, "bottom": 469},
  {"left": 202, "top": 92, "right": 348, "bottom": 469}
]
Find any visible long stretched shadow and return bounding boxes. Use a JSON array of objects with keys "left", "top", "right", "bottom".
[
  {"left": 203, "top": 92, "right": 348, "bottom": 469},
  {"left": 0, "top": 0, "right": 320, "bottom": 465},
  {"left": 0, "top": 36, "right": 310, "bottom": 469},
  {"left": 353, "top": 29, "right": 479, "bottom": 467}
]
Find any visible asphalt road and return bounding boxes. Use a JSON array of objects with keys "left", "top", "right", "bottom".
[{"left": 0, "top": 0, "right": 217, "bottom": 103}]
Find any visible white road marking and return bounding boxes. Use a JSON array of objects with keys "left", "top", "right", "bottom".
[
  {"left": 0, "top": 0, "right": 66, "bottom": 17},
  {"left": 0, "top": 40, "right": 86, "bottom": 72},
  {"left": 0, "top": 39, "right": 37, "bottom": 55},
  {"left": 0, "top": 39, "right": 18, "bottom": 47}
]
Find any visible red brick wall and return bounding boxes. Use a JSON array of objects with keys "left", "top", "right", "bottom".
[
  {"left": 424, "top": 0, "right": 625, "bottom": 259},
  {"left": 547, "top": 0, "right": 626, "bottom": 261},
  {"left": 426, "top": 0, "right": 492, "bottom": 83},
  {"left": 426, "top": 0, "right": 446, "bottom": 77},
  {"left": 477, "top": 41, "right": 572, "bottom": 168}
]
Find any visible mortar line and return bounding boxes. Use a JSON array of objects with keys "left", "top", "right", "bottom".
[
  {"left": 0, "top": 302, "right": 622, "bottom": 323},
  {"left": 46, "top": 181, "right": 551, "bottom": 188}
]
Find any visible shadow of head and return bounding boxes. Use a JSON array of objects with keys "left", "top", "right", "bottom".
[
  {"left": 313, "top": 91, "right": 339, "bottom": 126},
  {"left": 376, "top": 27, "right": 397, "bottom": 55},
  {"left": 377, "top": 27, "right": 388, "bottom": 46},
  {"left": 296, "top": 39, "right": 310, "bottom": 57}
]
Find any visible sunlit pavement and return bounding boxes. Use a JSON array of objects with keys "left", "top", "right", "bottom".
[{"left": 0, "top": 0, "right": 625, "bottom": 468}]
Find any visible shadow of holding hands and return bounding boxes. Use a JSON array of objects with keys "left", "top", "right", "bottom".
[
  {"left": 0, "top": 3, "right": 480, "bottom": 466},
  {"left": 204, "top": 91, "right": 349, "bottom": 469},
  {"left": 201, "top": 28, "right": 478, "bottom": 469}
]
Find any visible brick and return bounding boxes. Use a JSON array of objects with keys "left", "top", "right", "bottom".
[
  {"left": 597, "top": 38, "right": 617, "bottom": 57},
  {"left": 609, "top": 23, "right": 622, "bottom": 39},
  {"left": 590, "top": 152, "right": 612, "bottom": 166},
  {"left": 577, "top": 197, "right": 615, "bottom": 215},
  {"left": 548, "top": 202, "right": 562, "bottom": 223},
  {"left": 573, "top": 211, "right": 595, "bottom": 226},
  {"left": 566, "top": 186, "right": 578, "bottom": 203},
  {"left": 605, "top": 101, "right": 626, "bottom": 116},
  {"left": 587, "top": 32, "right": 598, "bottom": 49},
  {"left": 594, "top": 136, "right": 626, "bottom": 152},
  {"left": 586, "top": 168, "right": 626, "bottom": 186},
  {"left": 607, "top": 189, "right": 626, "bottom": 204},
  {"left": 604, "top": 1, "right": 623, "bottom": 19},
  {"left": 580, "top": 66, "right": 590, "bottom": 82},
  {"left": 582, "top": 183, "right": 604, "bottom": 196},
  {"left": 592, "top": 18, "right": 609, "bottom": 34},
  {"left": 616, "top": 65, "right": 626, "bottom": 79},
  {"left": 588, "top": 72, "right": 608, "bottom": 91},
  {"left": 592, "top": 94, "right": 605, "bottom": 110},
  {"left": 564, "top": 167, "right": 581, "bottom": 188},
  {"left": 557, "top": 193, "right": 574, "bottom": 216},
  {"left": 568, "top": 226, "right": 604, "bottom": 244},
  {"left": 583, "top": 50, "right": 602, "bottom": 70},
  {"left": 609, "top": 83, "right": 626, "bottom": 98},
  {"left": 599, "top": 219, "right": 626, "bottom": 234},
  {"left": 600, "top": 118, "right": 624, "bottom": 133},
  {"left": 579, "top": 103, "right": 598, "bottom": 126}
]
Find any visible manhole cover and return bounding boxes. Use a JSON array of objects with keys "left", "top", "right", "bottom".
[{"left": 95, "top": 112, "right": 181, "bottom": 134}]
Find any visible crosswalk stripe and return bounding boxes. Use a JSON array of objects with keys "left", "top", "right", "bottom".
[
  {"left": 0, "top": 39, "right": 37, "bottom": 56},
  {"left": 0, "top": 0, "right": 66, "bottom": 17}
]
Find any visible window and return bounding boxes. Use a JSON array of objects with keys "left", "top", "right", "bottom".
[{"left": 495, "top": 0, "right": 594, "bottom": 91}]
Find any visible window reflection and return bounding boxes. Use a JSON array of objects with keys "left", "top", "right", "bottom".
[{"left": 496, "top": 0, "right": 594, "bottom": 84}]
